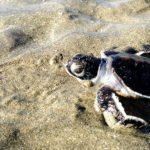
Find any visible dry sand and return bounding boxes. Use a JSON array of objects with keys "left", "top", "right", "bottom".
[{"left": 0, "top": 0, "right": 150, "bottom": 149}]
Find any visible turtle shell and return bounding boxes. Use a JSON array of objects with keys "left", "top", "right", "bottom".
[{"left": 111, "top": 53, "right": 150, "bottom": 96}]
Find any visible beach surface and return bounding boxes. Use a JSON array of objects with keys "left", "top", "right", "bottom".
[{"left": 0, "top": 0, "right": 150, "bottom": 149}]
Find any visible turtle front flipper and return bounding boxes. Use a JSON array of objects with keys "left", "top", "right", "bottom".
[
  {"left": 95, "top": 86, "right": 124, "bottom": 128},
  {"left": 95, "top": 86, "right": 148, "bottom": 128},
  {"left": 121, "top": 116, "right": 148, "bottom": 128}
]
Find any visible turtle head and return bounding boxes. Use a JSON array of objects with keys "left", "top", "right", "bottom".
[{"left": 65, "top": 54, "right": 100, "bottom": 81}]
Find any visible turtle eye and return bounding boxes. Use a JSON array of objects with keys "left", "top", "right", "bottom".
[
  {"left": 70, "top": 63, "right": 85, "bottom": 77},
  {"left": 73, "top": 68, "right": 85, "bottom": 77},
  {"left": 74, "top": 67, "right": 84, "bottom": 74}
]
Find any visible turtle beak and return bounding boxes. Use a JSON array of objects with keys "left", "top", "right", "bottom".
[
  {"left": 63, "top": 62, "right": 73, "bottom": 76},
  {"left": 64, "top": 60, "right": 71, "bottom": 70},
  {"left": 63, "top": 63, "right": 69, "bottom": 71}
]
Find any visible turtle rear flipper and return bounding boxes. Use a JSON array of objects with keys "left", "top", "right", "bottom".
[
  {"left": 136, "top": 50, "right": 150, "bottom": 58},
  {"left": 133, "top": 44, "right": 150, "bottom": 58},
  {"left": 124, "top": 47, "right": 138, "bottom": 54},
  {"left": 102, "top": 47, "right": 150, "bottom": 59},
  {"left": 103, "top": 46, "right": 150, "bottom": 58},
  {"left": 123, "top": 47, "right": 150, "bottom": 58}
]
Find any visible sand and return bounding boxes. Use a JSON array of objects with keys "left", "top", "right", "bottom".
[{"left": 0, "top": 0, "right": 150, "bottom": 149}]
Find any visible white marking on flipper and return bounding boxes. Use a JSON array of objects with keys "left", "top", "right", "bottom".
[
  {"left": 112, "top": 94, "right": 126, "bottom": 117},
  {"left": 124, "top": 116, "right": 147, "bottom": 126},
  {"left": 94, "top": 90, "right": 118, "bottom": 128},
  {"left": 94, "top": 97, "right": 100, "bottom": 112},
  {"left": 136, "top": 51, "right": 150, "bottom": 56},
  {"left": 103, "top": 111, "right": 118, "bottom": 128},
  {"left": 112, "top": 93, "right": 148, "bottom": 125}
]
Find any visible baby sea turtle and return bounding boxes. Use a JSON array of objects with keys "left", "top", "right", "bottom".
[{"left": 65, "top": 48, "right": 150, "bottom": 128}]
